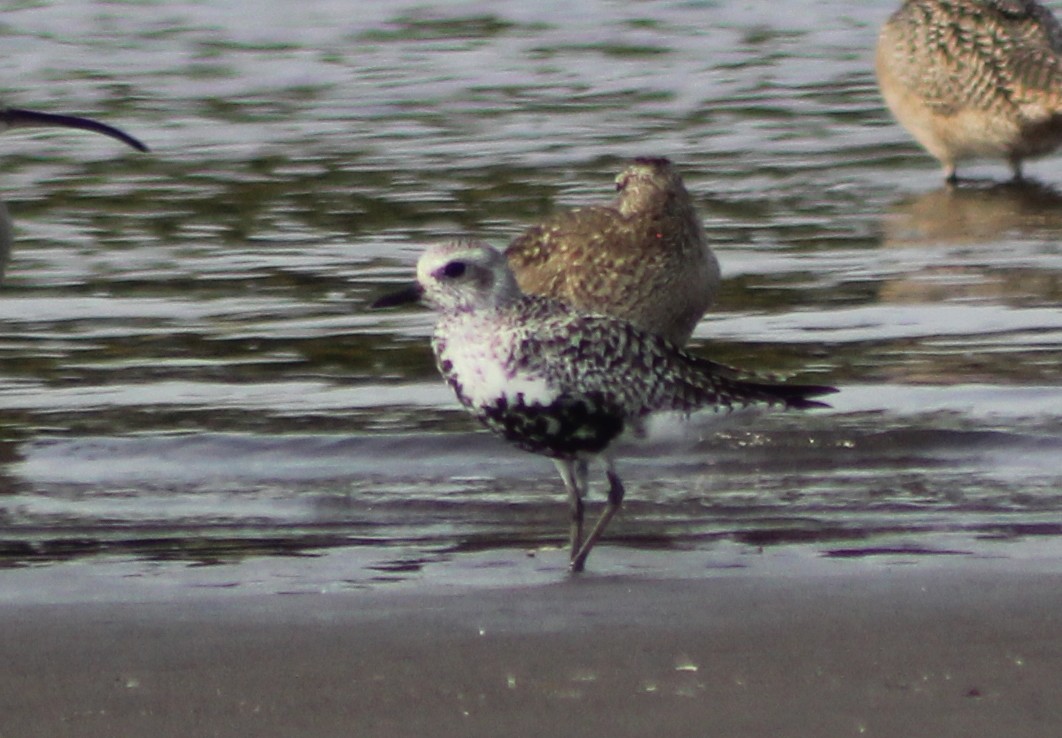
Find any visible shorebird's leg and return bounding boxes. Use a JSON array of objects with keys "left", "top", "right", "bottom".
[
  {"left": 1008, "top": 155, "right": 1024, "bottom": 182},
  {"left": 554, "top": 459, "right": 587, "bottom": 563},
  {"left": 570, "top": 457, "right": 625, "bottom": 573},
  {"left": 573, "top": 459, "right": 589, "bottom": 556}
]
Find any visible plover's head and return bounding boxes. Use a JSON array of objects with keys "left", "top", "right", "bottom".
[
  {"left": 613, "top": 156, "right": 685, "bottom": 216},
  {"left": 371, "top": 239, "right": 520, "bottom": 313}
]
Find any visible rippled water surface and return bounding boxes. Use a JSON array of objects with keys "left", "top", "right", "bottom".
[{"left": 1, "top": 0, "right": 1061, "bottom": 589}]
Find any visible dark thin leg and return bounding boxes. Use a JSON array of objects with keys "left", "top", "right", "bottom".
[
  {"left": 554, "top": 459, "right": 587, "bottom": 563},
  {"left": 1009, "top": 156, "right": 1024, "bottom": 182},
  {"left": 570, "top": 458, "right": 625, "bottom": 573}
]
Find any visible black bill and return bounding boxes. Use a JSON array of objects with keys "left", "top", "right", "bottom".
[
  {"left": 370, "top": 283, "right": 423, "bottom": 309},
  {"left": 2, "top": 107, "right": 149, "bottom": 152}
]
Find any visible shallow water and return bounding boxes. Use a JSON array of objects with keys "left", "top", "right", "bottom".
[{"left": 1, "top": 0, "right": 1061, "bottom": 591}]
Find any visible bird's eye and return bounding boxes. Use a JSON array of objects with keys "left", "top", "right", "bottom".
[{"left": 441, "top": 261, "right": 466, "bottom": 279}]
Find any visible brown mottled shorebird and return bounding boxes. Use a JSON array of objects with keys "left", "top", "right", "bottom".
[
  {"left": 373, "top": 240, "right": 835, "bottom": 573},
  {"left": 505, "top": 157, "right": 720, "bottom": 346},
  {"left": 877, "top": 0, "right": 1062, "bottom": 182}
]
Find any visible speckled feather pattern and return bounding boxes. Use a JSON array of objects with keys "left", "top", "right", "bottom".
[
  {"left": 433, "top": 291, "right": 825, "bottom": 460},
  {"left": 883, "top": 1, "right": 1062, "bottom": 112},
  {"left": 504, "top": 157, "right": 719, "bottom": 346},
  {"left": 878, "top": 0, "right": 1062, "bottom": 171}
]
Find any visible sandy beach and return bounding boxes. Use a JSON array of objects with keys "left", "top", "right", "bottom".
[{"left": 1, "top": 554, "right": 1060, "bottom": 738}]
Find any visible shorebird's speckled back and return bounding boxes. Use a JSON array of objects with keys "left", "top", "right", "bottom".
[
  {"left": 505, "top": 157, "right": 719, "bottom": 346},
  {"left": 877, "top": 0, "right": 1062, "bottom": 180}
]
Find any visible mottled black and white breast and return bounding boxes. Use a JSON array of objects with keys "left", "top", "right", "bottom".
[{"left": 433, "top": 309, "right": 627, "bottom": 459}]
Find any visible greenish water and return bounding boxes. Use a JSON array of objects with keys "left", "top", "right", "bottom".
[{"left": 0, "top": 1, "right": 1060, "bottom": 586}]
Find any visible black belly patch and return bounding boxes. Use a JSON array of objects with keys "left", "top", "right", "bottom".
[{"left": 476, "top": 393, "right": 625, "bottom": 458}]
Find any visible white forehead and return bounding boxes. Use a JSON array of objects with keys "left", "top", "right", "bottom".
[{"left": 415, "top": 240, "right": 499, "bottom": 284}]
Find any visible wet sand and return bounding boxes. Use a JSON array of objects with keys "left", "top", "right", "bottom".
[{"left": 1, "top": 558, "right": 1060, "bottom": 738}]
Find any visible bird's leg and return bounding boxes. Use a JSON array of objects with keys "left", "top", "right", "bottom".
[
  {"left": 570, "top": 457, "right": 625, "bottom": 573},
  {"left": 555, "top": 459, "right": 587, "bottom": 563},
  {"left": 1009, "top": 155, "right": 1025, "bottom": 182}
]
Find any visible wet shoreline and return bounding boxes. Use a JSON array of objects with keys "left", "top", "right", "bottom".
[{"left": 2, "top": 554, "right": 1061, "bottom": 737}]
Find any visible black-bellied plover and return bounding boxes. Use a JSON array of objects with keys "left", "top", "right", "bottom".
[
  {"left": 505, "top": 157, "right": 719, "bottom": 346},
  {"left": 877, "top": 0, "right": 1062, "bottom": 182},
  {"left": 373, "top": 239, "right": 835, "bottom": 572},
  {"left": 1, "top": 107, "right": 148, "bottom": 152}
]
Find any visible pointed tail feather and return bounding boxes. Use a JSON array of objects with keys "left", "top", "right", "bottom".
[
  {"left": 728, "top": 377, "right": 838, "bottom": 410},
  {"left": 682, "top": 351, "right": 837, "bottom": 410}
]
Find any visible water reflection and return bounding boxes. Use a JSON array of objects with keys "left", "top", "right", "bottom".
[
  {"left": 0, "top": 200, "right": 11, "bottom": 281},
  {"left": 0, "top": 437, "right": 24, "bottom": 498},
  {"left": 882, "top": 180, "right": 1062, "bottom": 246},
  {"left": 875, "top": 181, "right": 1062, "bottom": 324}
]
